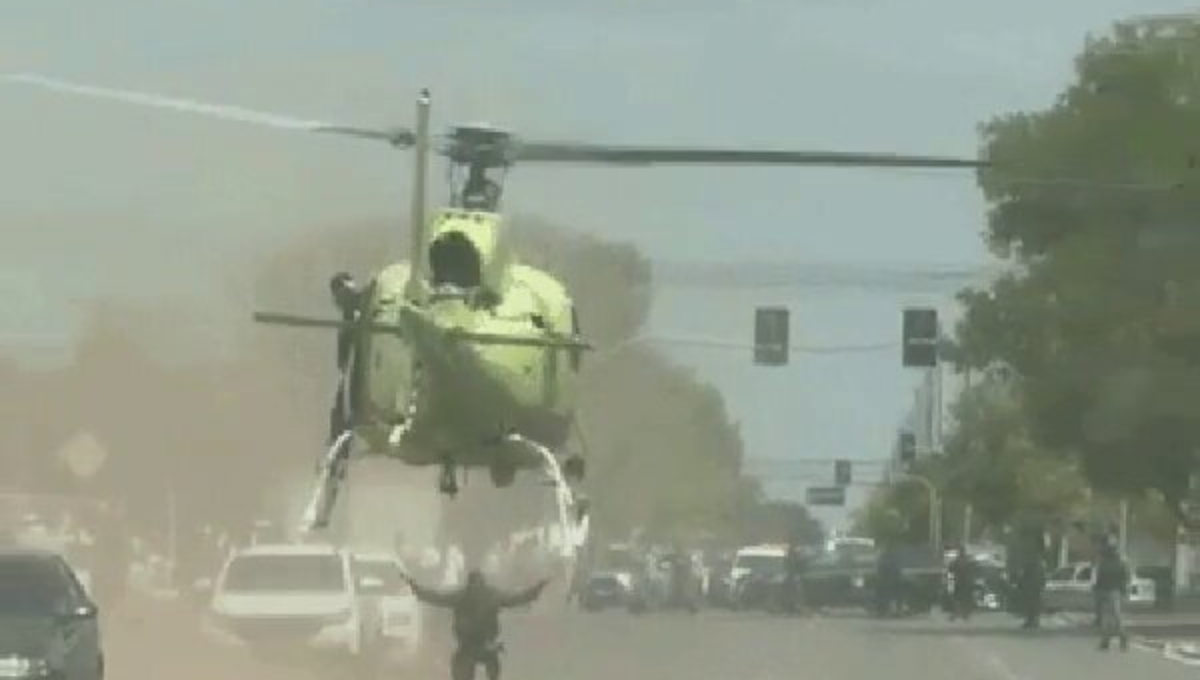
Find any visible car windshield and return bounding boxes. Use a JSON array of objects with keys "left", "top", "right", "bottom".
[
  {"left": 223, "top": 553, "right": 345, "bottom": 593},
  {"left": 0, "top": 556, "right": 74, "bottom": 615},
  {"left": 735, "top": 554, "right": 784, "bottom": 576},
  {"left": 353, "top": 559, "right": 408, "bottom": 595}
]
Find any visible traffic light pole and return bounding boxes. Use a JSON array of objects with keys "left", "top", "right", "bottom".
[{"left": 894, "top": 473, "right": 941, "bottom": 558}]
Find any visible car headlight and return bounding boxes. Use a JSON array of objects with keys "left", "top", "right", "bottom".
[{"left": 0, "top": 656, "right": 52, "bottom": 678}]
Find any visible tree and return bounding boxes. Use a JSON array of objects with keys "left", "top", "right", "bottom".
[
  {"left": 955, "top": 16, "right": 1200, "bottom": 524},
  {"left": 941, "top": 375, "right": 1089, "bottom": 530}
]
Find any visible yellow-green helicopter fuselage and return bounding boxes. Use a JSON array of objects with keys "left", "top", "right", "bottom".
[{"left": 347, "top": 208, "right": 584, "bottom": 481}]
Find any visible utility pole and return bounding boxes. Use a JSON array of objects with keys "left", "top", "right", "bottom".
[
  {"left": 1118, "top": 498, "right": 1130, "bottom": 556},
  {"left": 895, "top": 474, "right": 941, "bottom": 557},
  {"left": 963, "top": 503, "right": 973, "bottom": 545}
]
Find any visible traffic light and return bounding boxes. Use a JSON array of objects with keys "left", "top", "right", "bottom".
[
  {"left": 754, "top": 306, "right": 789, "bottom": 366},
  {"left": 898, "top": 431, "right": 917, "bottom": 465},
  {"left": 902, "top": 307, "right": 939, "bottom": 367},
  {"left": 835, "top": 459, "right": 852, "bottom": 487}
]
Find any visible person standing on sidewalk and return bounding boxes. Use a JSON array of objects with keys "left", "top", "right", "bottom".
[
  {"left": 947, "top": 545, "right": 978, "bottom": 621},
  {"left": 1093, "top": 542, "right": 1131, "bottom": 651}
]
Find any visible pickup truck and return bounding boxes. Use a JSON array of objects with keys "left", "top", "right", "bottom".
[
  {"left": 1044, "top": 561, "right": 1156, "bottom": 613},
  {"left": 801, "top": 546, "right": 944, "bottom": 615}
]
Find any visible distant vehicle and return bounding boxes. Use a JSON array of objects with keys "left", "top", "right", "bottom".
[
  {"left": 705, "top": 555, "right": 735, "bottom": 608},
  {"left": 580, "top": 571, "right": 630, "bottom": 611},
  {"left": 729, "top": 545, "right": 787, "bottom": 610},
  {"left": 940, "top": 554, "right": 1010, "bottom": 613},
  {"left": 1044, "top": 561, "right": 1156, "bottom": 613},
  {"left": 626, "top": 551, "right": 703, "bottom": 615},
  {"left": 0, "top": 549, "right": 104, "bottom": 680},
  {"left": 202, "top": 542, "right": 369, "bottom": 666},
  {"left": 350, "top": 550, "right": 423, "bottom": 669}
]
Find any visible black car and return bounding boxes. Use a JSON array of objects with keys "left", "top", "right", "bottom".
[
  {"left": 581, "top": 572, "right": 628, "bottom": 611},
  {"left": 0, "top": 549, "right": 104, "bottom": 680}
]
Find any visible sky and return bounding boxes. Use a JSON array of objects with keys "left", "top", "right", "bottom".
[{"left": 3, "top": 0, "right": 1199, "bottom": 528}]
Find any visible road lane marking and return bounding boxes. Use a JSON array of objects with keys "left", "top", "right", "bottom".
[{"left": 950, "top": 636, "right": 1031, "bottom": 680}]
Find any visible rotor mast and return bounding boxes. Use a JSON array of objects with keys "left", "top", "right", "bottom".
[{"left": 407, "top": 89, "right": 431, "bottom": 301}]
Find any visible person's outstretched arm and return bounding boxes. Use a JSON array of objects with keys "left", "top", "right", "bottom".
[
  {"left": 401, "top": 573, "right": 460, "bottom": 608},
  {"left": 498, "top": 578, "right": 551, "bottom": 608}
]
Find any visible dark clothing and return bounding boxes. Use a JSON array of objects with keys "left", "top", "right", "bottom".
[
  {"left": 1017, "top": 559, "right": 1046, "bottom": 628},
  {"left": 782, "top": 549, "right": 806, "bottom": 614},
  {"left": 1093, "top": 550, "right": 1130, "bottom": 650},
  {"left": 948, "top": 554, "right": 977, "bottom": 620},
  {"left": 407, "top": 578, "right": 547, "bottom": 650},
  {"left": 1094, "top": 552, "right": 1130, "bottom": 595},
  {"left": 876, "top": 549, "right": 903, "bottom": 617}
]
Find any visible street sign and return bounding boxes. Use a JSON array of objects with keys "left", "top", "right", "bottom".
[
  {"left": 902, "top": 307, "right": 939, "bottom": 367},
  {"left": 805, "top": 486, "right": 846, "bottom": 506}
]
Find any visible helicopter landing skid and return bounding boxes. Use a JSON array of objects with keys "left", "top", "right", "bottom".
[
  {"left": 504, "top": 433, "right": 591, "bottom": 561},
  {"left": 300, "top": 416, "right": 418, "bottom": 535},
  {"left": 299, "top": 430, "right": 355, "bottom": 533}
]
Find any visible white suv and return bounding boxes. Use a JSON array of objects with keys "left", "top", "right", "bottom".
[{"left": 202, "top": 542, "right": 368, "bottom": 661}]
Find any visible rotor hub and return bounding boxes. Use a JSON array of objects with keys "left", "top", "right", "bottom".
[{"left": 444, "top": 124, "right": 516, "bottom": 169}]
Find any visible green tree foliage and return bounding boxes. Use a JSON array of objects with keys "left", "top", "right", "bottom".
[
  {"left": 852, "top": 460, "right": 940, "bottom": 545},
  {"left": 955, "top": 18, "right": 1200, "bottom": 523},
  {"left": 940, "top": 375, "right": 1089, "bottom": 530}
]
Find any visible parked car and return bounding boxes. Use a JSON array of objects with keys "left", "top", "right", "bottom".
[
  {"left": 201, "top": 542, "right": 370, "bottom": 667},
  {"left": 350, "top": 550, "right": 422, "bottom": 670},
  {"left": 1044, "top": 561, "right": 1156, "bottom": 613},
  {"left": 580, "top": 571, "right": 630, "bottom": 611},
  {"left": 0, "top": 548, "right": 104, "bottom": 680}
]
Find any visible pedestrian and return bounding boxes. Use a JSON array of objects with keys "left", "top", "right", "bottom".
[
  {"left": 875, "top": 541, "right": 903, "bottom": 617},
  {"left": 1018, "top": 553, "right": 1046, "bottom": 629},
  {"left": 1093, "top": 543, "right": 1130, "bottom": 651},
  {"left": 401, "top": 568, "right": 550, "bottom": 680},
  {"left": 948, "top": 545, "right": 977, "bottom": 621},
  {"left": 782, "top": 543, "right": 803, "bottom": 615}
]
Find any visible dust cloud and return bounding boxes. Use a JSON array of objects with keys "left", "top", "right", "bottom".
[{"left": 1, "top": 210, "right": 759, "bottom": 679}]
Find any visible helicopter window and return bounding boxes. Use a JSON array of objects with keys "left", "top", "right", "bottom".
[{"left": 429, "top": 232, "right": 482, "bottom": 289}]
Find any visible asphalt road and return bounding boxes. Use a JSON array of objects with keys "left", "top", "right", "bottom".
[{"left": 106, "top": 597, "right": 1200, "bottom": 680}]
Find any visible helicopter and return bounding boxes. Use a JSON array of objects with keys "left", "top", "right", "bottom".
[{"left": 4, "top": 73, "right": 990, "bottom": 559}]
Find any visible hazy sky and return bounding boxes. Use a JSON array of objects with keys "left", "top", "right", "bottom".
[{"left": 3, "top": 0, "right": 1196, "bottom": 527}]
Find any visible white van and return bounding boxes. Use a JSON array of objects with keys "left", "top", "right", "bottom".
[{"left": 728, "top": 544, "right": 787, "bottom": 603}]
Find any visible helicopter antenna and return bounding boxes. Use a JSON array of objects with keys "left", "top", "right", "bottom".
[{"left": 408, "top": 89, "right": 431, "bottom": 301}]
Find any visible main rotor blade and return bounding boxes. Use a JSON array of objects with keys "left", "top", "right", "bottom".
[
  {"left": 4, "top": 73, "right": 413, "bottom": 144},
  {"left": 510, "top": 141, "right": 987, "bottom": 169},
  {"left": 253, "top": 313, "right": 354, "bottom": 330}
]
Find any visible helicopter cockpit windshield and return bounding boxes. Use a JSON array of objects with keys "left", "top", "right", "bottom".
[{"left": 429, "top": 231, "right": 482, "bottom": 290}]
